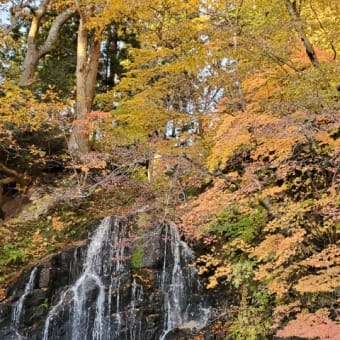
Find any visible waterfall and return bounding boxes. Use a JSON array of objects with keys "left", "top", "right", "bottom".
[
  {"left": 160, "top": 223, "right": 210, "bottom": 339},
  {"left": 160, "top": 225, "right": 188, "bottom": 339},
  {"left": 42, "top": 217, "right": 133, "bottom": 340},
  {"left": 7, "top": 216, "right": 209, "bottom": 340},
  {"left": 108, "top": 217, "right": 128, "bottom": 338},
  {"left": 42, "top": 289, "right": 73, "bottom": 340},
  {"left": 128, "top": 278, "right": 143, "bottom": 340},
  {"left": 70, "top": 216, "right": 112, "bottom": 340},
  {"left": 42, "top": 217, "right": 115, "bottom": 340},
  {"left": 12, "top": 267, "right": 38, "bottom": 328}
]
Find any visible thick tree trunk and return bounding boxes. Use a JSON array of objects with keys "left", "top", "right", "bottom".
[
  {"left": 20, "top": 51, "right": 41, "bottom": 86},
  {"left": 68, "top": 18, "right": 101, "bottom": 156},
  {"left": 284, "top": 0, "right": 320, "bottom": 67},
  {"left": 68, "top": 19, "right": 90, "bottom": 155},
  {"left": 15, "top": 1, "right": 102, "bottom": 156}
]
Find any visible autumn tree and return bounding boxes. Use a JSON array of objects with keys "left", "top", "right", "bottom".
[
  {"left": 1, "top": 0, "right": 126, "bottom": 155},
  {"left": 67, "top": 0, "right": 103, "bottom": 155},
  {"left": 284, "top": 0, "right": 320, "bottom": 67},
  {"left": 0, "top": 80, "right": 65, "bottom": 218},
  {"left": 99, "top": 0, "right": 241, "bottom": 116},
  {"left": 17, "top": 0, "right": 76, "bottom": 86}
]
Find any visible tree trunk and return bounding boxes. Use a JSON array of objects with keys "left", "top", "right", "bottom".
[
  {"left": 15, "top": 1, "right": 102, "bottom": 156},
  {"left": 19, "top": 15, "right": 42, "bottom": 85},
  {"left": 284, "top": 0, "right": 320, "bottom": 67},
  {"left": 68, "top": 18, "right": 101, "bottom": 156}
]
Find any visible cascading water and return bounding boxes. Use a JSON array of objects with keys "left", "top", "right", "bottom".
[
  {"left": 107, "top": 217, "right": 128, "bottom": 338},
  {"left": 3, "top": 216, "right": 210, "bottom": 340},
  {"left": 128, "top": 278, "right": 144, "bottom": 340},
  {"left": 160, "top": 223, "right": 210, "bottom": 339},
  {"left": 70, "top": 215, "right": 112, "bottom": 340},
  {"left": 42, "top": 216, "right": 129, "bottom": 340},
  {"left": 11, "top": 267, "right": 38, "bottom": 328}
]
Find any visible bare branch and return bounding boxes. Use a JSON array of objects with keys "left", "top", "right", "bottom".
[
  {"left": 0, "top": 10, "right": 20, "bottom": 37},
  {"left": 0, "top": 176, "right": 16, "bottom": 185},
  {"left": 0, "top": 161, "right": 29, "bottom": 185}
]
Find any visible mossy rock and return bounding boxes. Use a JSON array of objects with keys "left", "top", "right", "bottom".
[{"left": 131, "top": 243, "right": 144, "bottom": 269}]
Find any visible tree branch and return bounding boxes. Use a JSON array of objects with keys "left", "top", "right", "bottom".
[
  {"left": 0, "top": 6, "right": 22, "bottom": 38},
  {"left": 0, "top": 162, "right": 29, "bottom": 185},
  {"left": 284, "top": 0, "right": 320, "bottom": 67},
  {"left": 39, "top": 6, "right": 77, "bottom": 56},
  {"left": 19, "top": 2, "right": 76, "bottom": 85},
  {"left": 0, "top": 177, "right": 17, "bottom": 185},
  {"left": 309, "top": 0, "right": 336, "bottom": 60}
]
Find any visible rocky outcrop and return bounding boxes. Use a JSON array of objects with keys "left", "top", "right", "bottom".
[
  {"left": 0, "top": 240, "right": 87, "bottom": 339},
  {"left": 0, "top": 216, "right": 211, "bottom": 340}
]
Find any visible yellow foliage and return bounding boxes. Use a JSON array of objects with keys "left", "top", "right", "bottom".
[
  {"left": 28, "top": 229, "right": 48, "bottom": 256},
  {"left": 252, "top": 228, "right": 305, "bottom": 284},
  {"left": 272, "top": 300, "right": 301, "bottom": 329},
  {"left": 257, "top": 184, "right": 288, "bottom": 201},
  {"left": 317, "top": 131, "right": 340, "bottom": 152},
  {"left": 299, "top": 245, "right": 340, "bottom": 268},
  {"left": 206, "top": 265, "right": 233, "bottom": 289},
  {"left": 242, "top": 71, "right": 282, "bottom": 112},
  {"left": 251, "top": 234, "right": 285, "bottom": 262},
  {"left": 295, "top": 266, "right": 340, "bottom": 293},
  {"left": 196, "top": 254, "right": 221, "bottom": 276},
  {"left": 293, "top": 245, "right": 340, "bottom": 293},
  {"left": 205, "top": 108, "right": 320, "bottom": 173},
  {"left": 206, "top": 112, "right": 251, "bottom": 171},
  {"left": 263, "top": 201, "right": 309, "bottom": 233},
  {"left": 228, "top": 238, "right": 253, "bottom": 254},
  {"left": 265, "top": 264, "right": 300, "bottom": 297}
]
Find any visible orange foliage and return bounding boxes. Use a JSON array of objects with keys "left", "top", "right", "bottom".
[
  {"left": 294, "top": 245, "right": 340, "bottom": 293},
  {"left": 205, "top": 109, "right": 322, "bottom": 173},
  {"left": 206, "top": 112, "right": 251, "bottom": 171},
  {"left": 87, "top": 110, "right": 111, "bottom": 121},
  {"left": 276, "top": 309, "right": 340, "bottom": 340},
  {"left": 179, "top": 177, "right": 244, "bottom": 239},
  {"left": 242, "top": 70, "right": 282, "bottom": 112},
  {"left": 272, "top": 301, "right": 302, "bottom": 330},
  {"left": 300, "top": 245, "right": 340, "bottom": 268},
  {"left": 295, "top": 266, "right": 340, "bottom": 293},
  {"left": 290, "top": 46, "right": 333, "bottom": 69}
]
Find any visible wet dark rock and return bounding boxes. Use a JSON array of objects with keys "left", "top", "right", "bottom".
[
  {"left": 22, "top": 289, "right": 48, "bottom": 326},
  {"left": 0, "top": 303, "right": 11, "bottom": 328},
  {"left": 6, "top": 269, "right": 35, "bottom": 301},
  {"left": 0, "top": 327, "right": 21, "bottom": 340},
  {"left": 0, "top": 216, "right": 215, "bottom": 339},
  {"left": 141, "top": 225, "right": 164, "bottom": 268},
  {"left": 38, "top": 268, "right": 50, "bottom": 289}
]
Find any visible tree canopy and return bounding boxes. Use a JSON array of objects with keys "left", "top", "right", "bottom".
[{"left": 0, "top": 0, "right": 339, "bottom": 338}]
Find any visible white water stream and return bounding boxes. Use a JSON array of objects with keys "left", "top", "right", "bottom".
[
  {"left": 40, "top": 217, "right": 209, "bottom": 340},
  {"left": 12, "top": 267, "right": 38, "bottom": 328},
  {"left": 43, "top": 217, "right": 114, "bottom": 340},
  {"left": 160, "top": 223, "right": 210, "bottom": 339}
]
